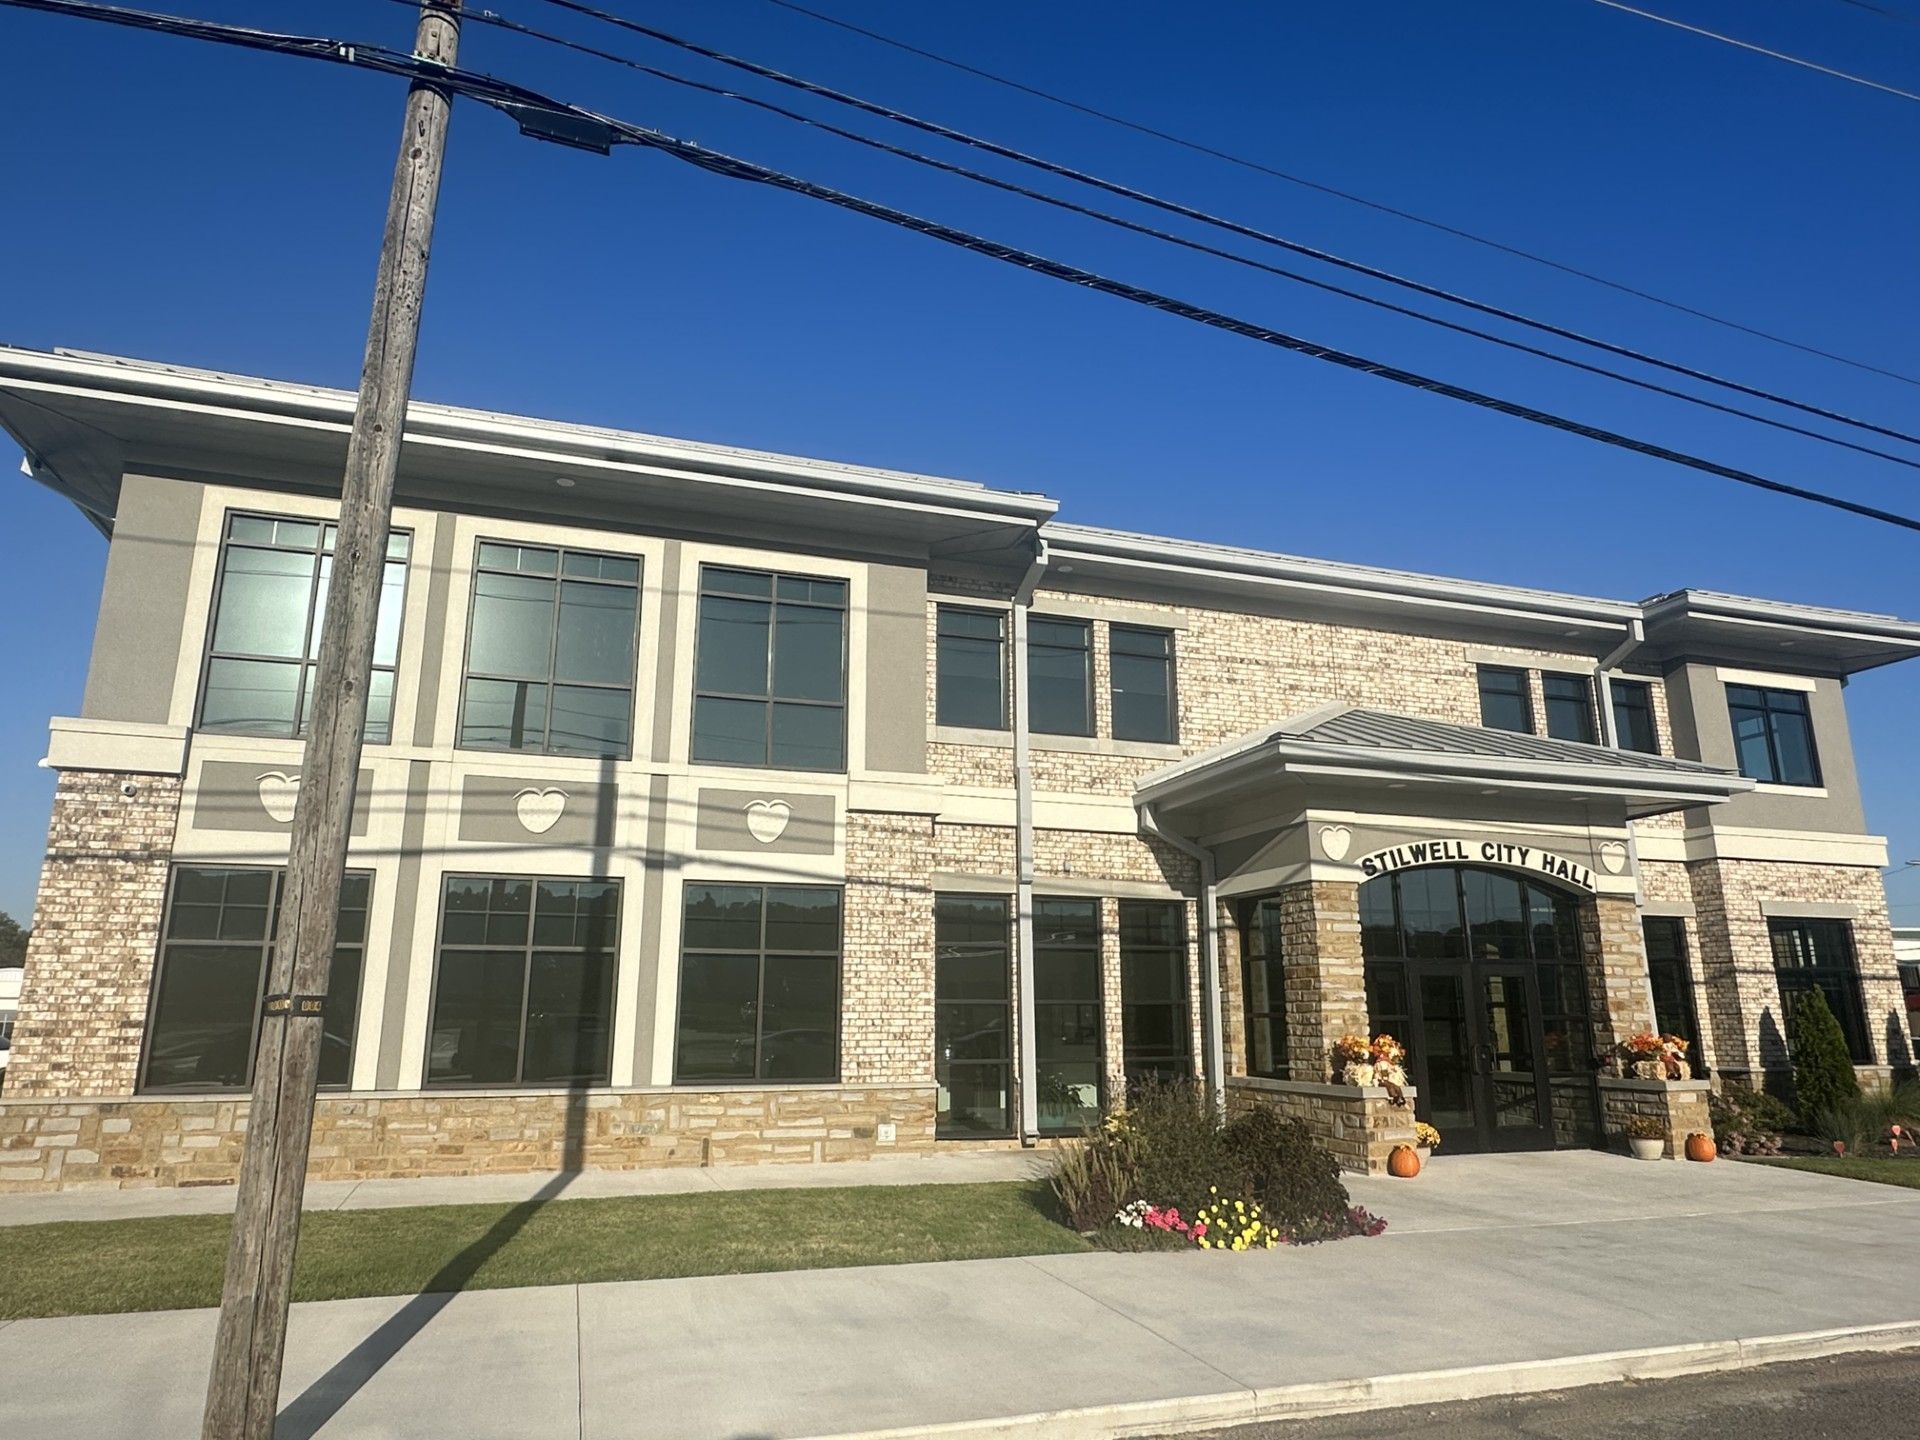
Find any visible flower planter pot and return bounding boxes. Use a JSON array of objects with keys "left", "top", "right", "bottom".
[
  {"left": 1416, "top": 1146, "right": 1433, "bottom": 1167},
  {"left": 1627, "top": 1136, "right": 1666, "bottom": 1161}
]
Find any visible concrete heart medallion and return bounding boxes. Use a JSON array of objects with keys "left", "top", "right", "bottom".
[
  {"left": 256, "top": 771, "right": 300, "bottom": 824},
  {"left": 746, "top": 799, "right": 792, "bottom": 845},
  {"left": 514, "top": 787, "right": 568, "bottom": 836},
  {"left": 1319, "top": 824, "right": 1353, "bottom": 862},
  {"left": 1599, "top": 840, "right": 1629, "bottom": 875}
]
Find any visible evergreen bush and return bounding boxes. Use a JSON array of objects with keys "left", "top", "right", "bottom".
[{"left": 1787, "top": 988, "right": 1861, "bottom": 1121}]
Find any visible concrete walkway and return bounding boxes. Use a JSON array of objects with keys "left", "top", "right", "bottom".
[
  {"left": 0, "top": 1148, "right": 1050, "bottom": 1226},
  {"left": 3, "top": 1154, "right": 1919, "bottom": 1438}
]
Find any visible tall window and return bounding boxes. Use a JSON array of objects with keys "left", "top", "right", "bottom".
[
  {"left": 934, "top": 895, "right": 1012, "bottom": 1136},
  {"left": 427, "top": 876, "right": 619, "bottom": 1086},
  {"left": 934, "top": 606, "right": 1007, "bottom": 730},
  {"left": 692, "top": 567, "right": 847, "bottom": 771},
  {"left": 1729, "top": 685, "right": 1821, "bottom": 786},
  {"left": 1111, "top": 626, "right": 1177, "bottom": 743},
  {"left": 1610, "top": 679, "right": 1659, "bottom": 754},
  {"left": 674, "top": 884, "right": 841, "bottom": 1082},
  {"left": 1033, "top": 896, "right": 1102, "bottom": 1132},
  {"left": 1542, "top": 673, "right": 1596, "bottom": 744},
  {"left": 1643, "top": 917, "right": 1703, "bottom": 1073},
  {"left": 1476, "top": 666, "right": 1533, "bottom": 734},
  {"left": 1769, "top": 917, "right": 1869, "bottom": 1063},
  {"left": 1120, "top": 900, "right": 1190, "bottom": 1087},
  {"left": 1242, "top": 898, "right": 1289, "bottom": 1080},
  {"left": 459, "top": 543, "right": 640, "bottom": 758},
  {"left": 1029, "top": 617, "right": 1093, "bottom": 737},
  {"left": 143, "top": 866, "right": 368, "bottom": 1092},
  {"left": 200, "top": 514, "right": 410, "bottom": 743}
]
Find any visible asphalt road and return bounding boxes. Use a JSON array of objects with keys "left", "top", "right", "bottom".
[{"left": 1164, "top": 1348, "right": 1920, "bottom": 1440}]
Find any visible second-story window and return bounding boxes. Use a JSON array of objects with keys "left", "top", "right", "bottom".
[
  {"left": 692, "top": 566, "right": 847, "bottom": 771},
  {"left": 1728, "top": 684, "right": 1821, "bottom": 786},
  {"left": 200, "top": 514, "right": 410, "bottom": 743},
  {"left": 1476, "top": 665, "right": 1533, "bottom": 734},
  {"left": 1610, "top": 679, "right": 1660, "bottom": 754},
  {"left": 459, "top": 543, "right": 641, "bottom": 758},
  {"left": 934, "top": 605, "right": 1007, "bottom": 730},
  {"left": 1111, "top": 625, "right": 1177, "bottom": 743},
  {"left": 1029, "top": 617, "right": 1093, "bottom": 737},
  {"left": 1542, "top": 673, "right": 1596, "bottom": 744}
]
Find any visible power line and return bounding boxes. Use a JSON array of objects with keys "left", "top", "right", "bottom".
[
  {"left": 522, "top": 0, "right": 1920, "bottom": 453},
  {"left": 1589, "top": 0, "right": 1920, "bottom": 102},
  {"left": 755, "top": 0, "right": 1920, "bottom": 390},
  {"left": 456, "top": 1, "right": 1920, "bottom": 472},
  {"left": 1832, "top": 0, "right": 1920, "bottom": 28},
  {"left": 11, "top": 0, "right": 1920, "bottom": 534}
]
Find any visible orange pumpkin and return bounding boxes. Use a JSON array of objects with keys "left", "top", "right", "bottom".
[
  {"left": 1387, "top": 1143, "right": 1421, "bottom": 1178},
  {"left": 1685, "top": 1132, "right": 1717, "bottom": 1163}
]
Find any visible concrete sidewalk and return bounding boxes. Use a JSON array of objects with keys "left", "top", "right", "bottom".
[
  {"left": 0, "top": 1148, "right": 1050, "bottom": 1226},
  {"left": 3, "top": 1155, "right": 1919, "bottom": 1438}
]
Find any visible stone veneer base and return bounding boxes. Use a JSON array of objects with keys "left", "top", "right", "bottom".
[
  {"left": 1597, "top": 1076, "right": 1713, "bottom": 1160},
  {"left": 1226, "top": 1076, "right": 1420, "bottom": 1175},
  {"left": 0, "top": 1085, "right": 937, "bottom": 1194}
]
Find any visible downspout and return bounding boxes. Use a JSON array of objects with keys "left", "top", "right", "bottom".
[
  {"left": 1012, "top": 537, "right": 1049, "bottom": 1144},
  {"left": 1595, "top": 619, "right": 1648, "bottom": 908},
  {"left": 1140, "top": 802, "right": 1225, "bottom": 1113}
]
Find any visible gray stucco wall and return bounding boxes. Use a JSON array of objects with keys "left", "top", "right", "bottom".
[
  {"left": 864, "top": 562, "right": 928, "bottom": 774},
  {"left": 1664, "top": 662, "right": 1867, "bottom": 833},
  {"left": 81, "top": 473, "right": 203, "bottom": 724}
]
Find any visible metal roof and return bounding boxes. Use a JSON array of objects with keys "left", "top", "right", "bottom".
[{"left": 1294, "top": 707, "right": 1730, "bottom": 775}]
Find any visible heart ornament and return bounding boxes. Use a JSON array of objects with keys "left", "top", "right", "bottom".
[
  {"left": 256, "top": 771, "right": 300, "bottom": 824},
  {"left": 1319, "top": 824, "right": 1353, "bottom": 862},
  {"left": 514, "top": 787, "right": 568, "bottom": 836},
  {"left": 746, "top": 799, "right": 792, "bottom": 844},
  {"left": 1598, "top": 840, "right": 1629, "bottom": 875}
]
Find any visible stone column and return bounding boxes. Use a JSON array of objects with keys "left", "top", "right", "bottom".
[
  {"left": 840, "top": 811, "right": 935, "bottom": 1094},
  {"left": 1580, "top": 893, "right": 1658, "bottom": 1057},
  {"left": 7, "top": 770, "right": 182, "bottom": 1098},
  {"left": 1098, "top": 896, "right": 1126, "bottom": 1106},
  {"left": 1217, "top": 896, "right": 1247, "bottom": 1079},
  {"left": 1278, "top": 879, "right": 1368, "bottom": 1081}
]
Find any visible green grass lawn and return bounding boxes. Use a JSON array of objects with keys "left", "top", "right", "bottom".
[
  {"left": 0, "top": 1180, "right": 1087, "bottom": 1321},
  {"left": 1750, "top": 1155, "right": 1920, "bottom": 1190}
]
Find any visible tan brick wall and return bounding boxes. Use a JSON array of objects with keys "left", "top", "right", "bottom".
[
  {"left": 7, "top": 770, "right": 181, "bottom": 1098},
  {"left": 0, "top": 1086, "right": 938, "bottom": 1193},
  {"left": 842, "top": 812, "right": 936, "bottom": 1085},
  {"left": 1582, "top": 893, "right": 1659, "bottom": 1053},
  {"left": 1274, "top": 881, "right": 1368, "bottom": 1082}
]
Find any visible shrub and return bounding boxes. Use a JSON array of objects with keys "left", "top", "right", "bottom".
[
  {"left": 1126, "top": 1080, "right": 1240, "bottom": 1218},
  {"left": 1710, "top": 1082, "right": 1793, "bottom": 1156},
  {"left": 1049, "top": 1130, "right": 1137, "bottom": 1232},
  {"left": 1219, "top": 1106, "right": 1361, "bottom": 1242},
  {"left": 1787, "top": 989, "right": 1862, "bottom": 1120},
  {"left": 1808, "top": 1101, "right": 1869, "bottom": 1156}
]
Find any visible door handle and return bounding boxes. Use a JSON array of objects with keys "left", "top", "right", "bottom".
[{"left": 1473, "top": 1043, "right": 1495, "bottom": 1075}]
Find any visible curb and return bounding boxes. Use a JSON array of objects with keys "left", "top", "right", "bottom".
[{"left": 801, "top": 1320, "right": 1920, "bottom": 1440}]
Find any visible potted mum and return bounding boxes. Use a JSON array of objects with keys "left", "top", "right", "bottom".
[
  {"left": 1604, "top": 1032, "right": 1692, "bottom": 1081},
  {"left": 1415, "top": 1121, "right": 1441, "bottom": 1164},
  {"left": 1623, "top": 1113, "right": 1668, "bottom": 1160},
  {"left": 1333, "top": 1033, "right": 1408, "bottom": 1089}
]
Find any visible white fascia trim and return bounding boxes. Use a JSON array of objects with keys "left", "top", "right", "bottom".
[
  {"left": 44, "top": 716, "right": 189, "bottom": 776},
  {"left": 1647, "top": 589, "right": 1920, "bottom": 645},
  {"left": 1716, "top": 667, "right": 1819, "bottom": 692}
]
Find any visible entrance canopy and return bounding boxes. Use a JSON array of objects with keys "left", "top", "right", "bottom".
[{"left": 1136, "top": 703, "right": 1755, "bottom": 840}]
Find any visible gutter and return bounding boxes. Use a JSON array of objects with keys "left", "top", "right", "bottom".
[
  {"left": 1595, "top": 620, "right": 1650, "bottom": 910},
  {"left": 1139, "top": 803, "right": 1226, "bottom": 1114},
  {"left": 1011, "top": 537, "right": 1049, "bottom": 1144}
]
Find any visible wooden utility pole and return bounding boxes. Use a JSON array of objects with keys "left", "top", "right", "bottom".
[{"left": 201, "top": 4, "right": 460, "bottom": 1435}]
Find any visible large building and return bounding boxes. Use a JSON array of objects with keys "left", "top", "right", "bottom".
[{"left": 1, "top": 347, "right": 1914, "bottom": 1191}]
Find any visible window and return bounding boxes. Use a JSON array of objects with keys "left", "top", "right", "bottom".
[
  {"left": 1542, "top": 673, "right": 1597, "bottom": 744},
  {"left": 1769, "top": 917, "right": 1869, "bottom": 1064},
  {"left": 200, "top": 514, "right": 410, "bottom": 743},
  {"left": 1728, "top": 685, "right": 1821, "bottom": 786},
  {"left": 142, "top": 866, "right": 369, "bottom": 1092},
  {"left": 1029, "top": 617, "right": 1093, "bottom": 737},
  {"left": 1120, "top": 900, "right": 1190, "bottom": 1088},
  {"left": 934, "top": 895, "right": 1012, "bottom": 1136},
  {"left": 934, "top": 606, "right": 1007, "bottom": 731},
  {"left": 458, "top": 542, "right": 640, "bottom": 758},
  {"left": 674, "top": 884, "right": 841, "bottom": 1082},
  {"left": 1477, "top": 666, "right": 1533, "bottom": 734},
  {"left": 1033, "top": 896, "right": 1102, "bottom": 1132},
  {"left": 427, "top": 876, "right": 620, "bottom": 1086},
  {"left": 1242, "top": 898, "right": 1289, "bottom": 1080},
  {"left": 1610, "top": 679, "right": 1659, "bottom": 754},
  {"left": 1643, "top": 917, "right": 1703, "bottom": 1074},
  {"left": 692, "top": 567, "right": 847, "bottom": 771},
  {"left": 1111, "top": 625, "right": 1177, "bottom": 743}
]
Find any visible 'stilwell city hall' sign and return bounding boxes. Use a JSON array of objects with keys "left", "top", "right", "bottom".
[{"left": 1355, "top": 838, "right": 1598, "bottom": 892}]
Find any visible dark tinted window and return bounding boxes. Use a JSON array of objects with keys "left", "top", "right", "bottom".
[
  {"left": 1029, "top": 618, "right": 1093, "bottom": 737},
  {"left": 1033, "top": 896, "right": 1102, "bottom": 1132},
  {"left": 1242, "top": 897, "right": 1288, "bottom": 1079},
  {"left": 1610, "top": 679, "right": 1659, "bottom": 754},
  {"left": 201, "top": 514, "right": 409, "bottom": 743},
  {"left": 459, "top": 542, "right": 640, "bottom": 758},
  {"left": 1728, "top": 685, "right": 1821, "bottom": 786},
  {"left": 1769, "top": 917, "right": 1869, "bottom": 1063},
  {"left": 1477, "top": 666, "right": 1533, "bottom": 734},
  {"left": 1120, "top": 900, "right": 1190, "bottom": 1088},
  {"left": 143, "top": 866, "right": 369, "bottom": 1092},
  {"left": 675, "top": 884, "right": 842, "bottom": 1083},
  {"left": 935, "top": 607, "right": 1007, "bottom": 731},
  {"left": 1542, "top": 673, "right": 1596, "bottom": 744},
  {"left": 1110, "top": 626, "right": 1177, "bottom": 743},
  {"left": 935, "top": 894, "right": 1011, "bottom": 1136},
  {"left": 428, "top": 876, "right": 619, "bottom": 1086},
  {"left": 692, "top": 567, "right": 847, "bottom": 771}
]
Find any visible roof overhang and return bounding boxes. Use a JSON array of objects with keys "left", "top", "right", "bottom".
[
  {"left": 0, "top": 347, "right": 1057, "bottom": 566},
  {"left": 1640, "top": 589, "right": 1920, "bottom": 677}
]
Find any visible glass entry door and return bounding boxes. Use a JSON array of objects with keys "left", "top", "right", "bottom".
[{"left": 1409, "top": 962, "right": 1554, "bottom": 1153}]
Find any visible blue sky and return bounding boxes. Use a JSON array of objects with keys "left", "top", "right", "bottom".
[{"left": 0, "top": 0, "right": 1916, "bottom": 925}]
